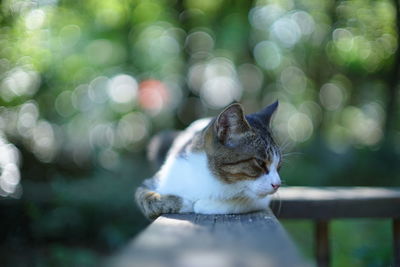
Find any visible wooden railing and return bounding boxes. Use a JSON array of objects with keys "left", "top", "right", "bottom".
[
  {"left": 108, "top": 187, "right": 400, "bottom": 267},
  {"left": 271, "top": 187, "right": 400, "bottom": 267},
  {"left": 107, "top": 211, "right": 310, "bottom": 267}
]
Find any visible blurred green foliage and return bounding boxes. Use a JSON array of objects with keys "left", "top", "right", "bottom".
[{"left": 1, "top": 0, "right": 400, "bottom": 266}]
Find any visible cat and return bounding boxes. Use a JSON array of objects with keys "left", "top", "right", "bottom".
[{"left": 135, "top": 101, "right": 282, "bottom": 220}]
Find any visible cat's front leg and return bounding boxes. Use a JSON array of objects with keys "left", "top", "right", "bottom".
[{"left": 135, "top": 185, "right": 194, "bottom": 219}]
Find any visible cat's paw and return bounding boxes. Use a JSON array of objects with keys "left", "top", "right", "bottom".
[{"left": 179, "top": 198, "right": 194, "bottom": 213}]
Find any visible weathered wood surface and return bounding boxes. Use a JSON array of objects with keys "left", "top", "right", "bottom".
[
  {"left": 271, "top": 187, "right": 400, "bottom": 219},
  {"left": 107, "top": 210, "right": 310, "bottom": 267}
]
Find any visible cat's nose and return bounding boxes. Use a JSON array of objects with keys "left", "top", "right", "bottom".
[{"left": 271, "top": 183, "right": 281, "bottom": 190}]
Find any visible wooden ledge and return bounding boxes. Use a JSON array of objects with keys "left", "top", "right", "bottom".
[
  {"left": 271, "top": 187, "right": 400, "bottom": 219},
  {"left": 107, "top": 210, "right": 310, "bottom": 267}
]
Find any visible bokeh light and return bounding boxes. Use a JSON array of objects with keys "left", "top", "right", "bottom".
[
  {"left": 0, "top": 134, "right": 21, "bottom": 198},
  {"left": 0, "top": 0, "right": 399, "bottom": 265}
]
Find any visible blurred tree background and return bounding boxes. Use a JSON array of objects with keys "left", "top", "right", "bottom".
[{"left": 0, "top": 0, "right": 399, "bottom": 266}]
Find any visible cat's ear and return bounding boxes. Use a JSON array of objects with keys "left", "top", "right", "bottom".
[
  {"left": 255, "top": 100, "right": 279, "bottom": 125},
  {"left": 214, "top": 103, "right": 250, "bottom": 145}
]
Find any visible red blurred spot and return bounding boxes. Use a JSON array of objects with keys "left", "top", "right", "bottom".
[{"left": 138, "top": 80, "right": 169, "bottom": 112}]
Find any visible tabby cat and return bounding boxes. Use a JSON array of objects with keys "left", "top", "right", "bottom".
[{"left": 135, "top": 101, "right": 282, "bottom": 219}]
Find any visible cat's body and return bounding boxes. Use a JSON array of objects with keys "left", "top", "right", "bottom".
[{"left": 135, "top": 102, "right": 282, "bottom": 219}]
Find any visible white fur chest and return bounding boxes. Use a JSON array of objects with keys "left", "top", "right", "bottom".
[{"left": 155, "top": 152, "right": 245, "bottom": 201}]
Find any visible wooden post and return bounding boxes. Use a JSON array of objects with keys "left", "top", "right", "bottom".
[
  {"left": 394, "top": 218, "right": 400, "bottom": 267},
  {"left": 315, "top": 220, "right": 330, "bottom": 267}
]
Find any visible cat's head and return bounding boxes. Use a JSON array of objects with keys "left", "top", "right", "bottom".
[{"left": 205, "top": 101, "right": 281, "bottom": 198}]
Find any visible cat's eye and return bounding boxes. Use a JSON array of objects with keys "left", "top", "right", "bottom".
[
  {"left": 254, "top": 158, "right": 269, "bottom": 173},
  {"left": 254, "top": 158, "right": 264, "bottom": 167}
]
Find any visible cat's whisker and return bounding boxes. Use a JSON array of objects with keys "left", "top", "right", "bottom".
[
  {"left": 282, "top": 151, "right": 304, "bottom": 156},
  {"left": 272, "top": 191, "right": 282, "bottom": 217},
  {"left": 282, "top": 143, "right": 291, "bottom": 152},
  {"left": 280, "top": 151, "right": 303, "bottom": 167},
  {"left": 280, "top": 158, "right": 297, "bottom": 168},
  {"left": 279, "top": 143, "right": 290, "bottom": 155},
  {"left": 278, "top": 138, "right": 294, "bottom": 153},
  {"left": 282, "top": 151, "right": 303, "bottom": 155},
  {"left": 282, "top": 152, "right": 303, "bottom": 159}
]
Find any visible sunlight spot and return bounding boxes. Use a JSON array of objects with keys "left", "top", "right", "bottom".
[
  {"left": 363, "top": 102, "right": 385, "bottom": 126},
  {"left": 115, "top": 112, "right": 149, "bottom": 149},
  {"left": 188, "top": 63, "right": 206, "bottom": 93},
  {"left": 55, "top": 91, "right": 75, "bottom": 117},
  {"left": 25, "top": 9, "right": 46, "bottom": 30},
  {"left": 89, "top": 124, "right": 114, "bottom": 149},
  {"left": 354, "top": 36, "right": 371, "bottom": 59},
  {"left": 0, "top": 179, "right": 17, "bottom": 194},
  {"left": 201, "top": 76, "right": 241, "bottom": 109},
  {"left": 319, "top": 83, "right": 344, "bottom": 111},
  {"left": 18, "top": 101, "right": 39, "bottom": 137},
  {"left": 291, "top": 11, "right": 315, "bottom": 36},
  {"left": 98, "top": 149, "right": 119, "bottom": 170},
  {"left": 299, "top": 101, "right": 322, "bottom": 125},
  {"left": 138, "top": 80, "right": 169, "bottom": 114},
  {"left": 108, "top": 74, "right": 138, "bottom": 104},
  {"left": 72, "top": 84, "right": 92, "bottom": 112},
  {"left": 333, "top": 28, "right": 354, "bottom": 52},
  {"left": 272, "top": 101, "right": 296, "bottom": 145},
  {"left": 280, "top": 66, "right": 306, "bottom": 94},
  {"left": 2, "top": 164, "right": 20, "bottom": 185},
  {"left": 342, "top": 106, "right": 383, "bottom": 146},
  {"left": 0, "top": 143, "right": 20, "bottom": 167},
  {"left": 288, "top": 113, "right": 313, "bottom": 142},
  {"left": 19, "top": 102, "right": 39, "bottom": 128},
  {"left": 186, "top": 31, "right": 214, "bottom": 53},
  {"left": 158, "top": 35, "right": 180, "bottom": 55},
  {"left": 1, "top": 68, "right": 40, "bottom": 100},
  {"left": 59, "top": 24, "right": 81, "bottom": 48},
  {"left": 31, "top": 121, "right": 57, "bottom": 162},
  {"left": 249, "top": 5, "right": 285, "bottom": 30},
  {"left": 0, "top": 135, "right": 21, "bottom": 198},
  {"left": 89, "top": 76, "right": 110, "bottom": 104},
  {"left": 205, "top": 58, "right": 236, "bottom": 79},
  {"left": 271, "top": 17, "right": 301, "bottom": 48},
  {"left": 254, "top": 41, "right": 281, "bottom": 70}
]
